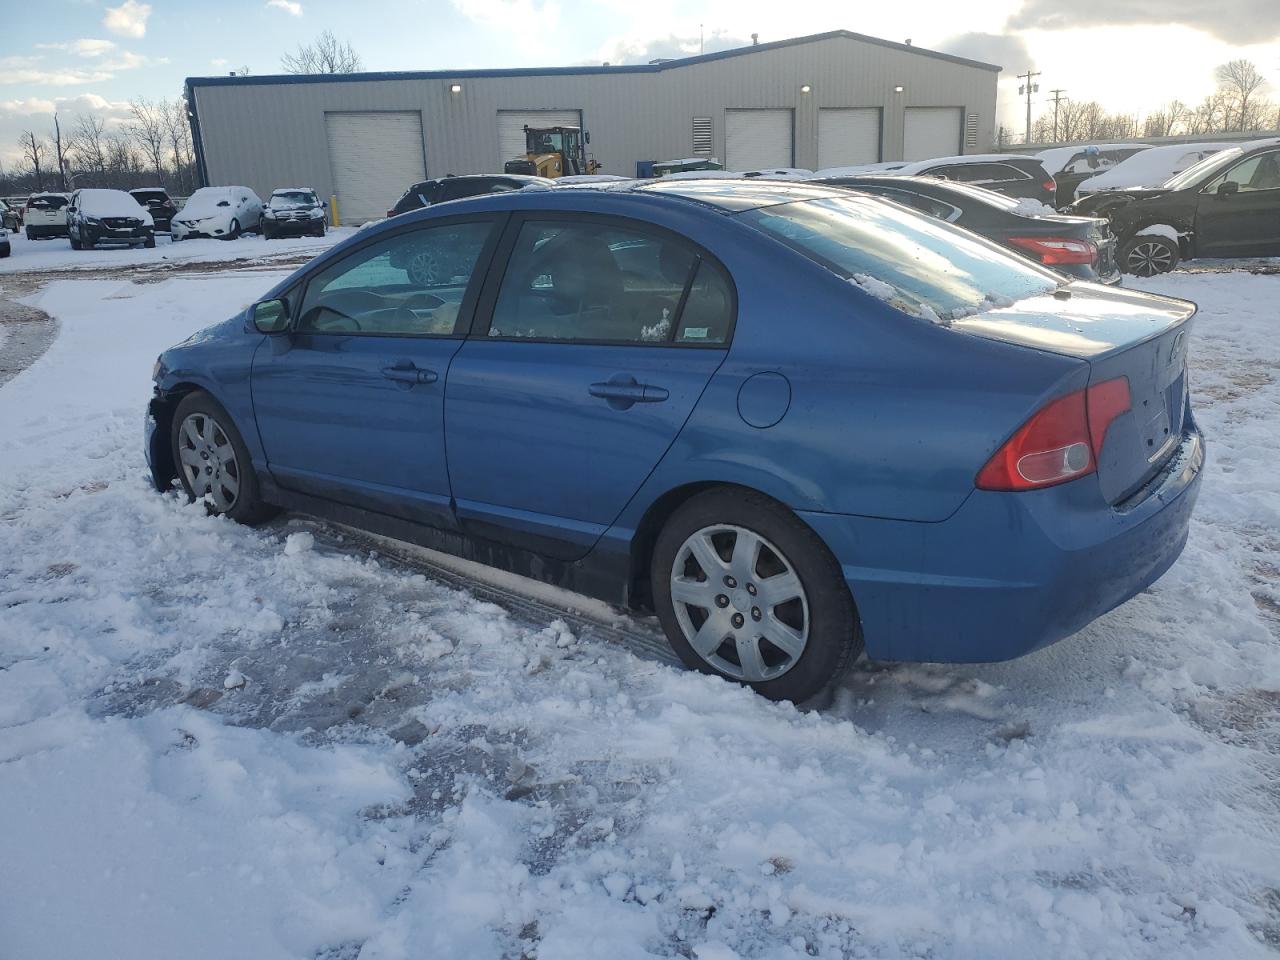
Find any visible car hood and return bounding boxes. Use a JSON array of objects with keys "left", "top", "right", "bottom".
[
  {"left": 1069, "top": 187, "right": 1170, "bottom": 215},
  {"left": 950, "top": 280, "right": 1195, "bottom": 360}
]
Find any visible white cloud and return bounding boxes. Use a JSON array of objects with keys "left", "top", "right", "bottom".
[
  {"left": 452, "top": 0, "right": 560, "bottom": 35},
  {"left": 266, "top": 0, "right": 304, "bottom": 14},
  {"left": 102, "top": 0, "right": 151, "bottom": 39},
  {"left": 2, "top": 67, "right": 116, "bottom": 86},
  {"left": 35, "top": 38, "right": 118, "bottom": 58},
  {"left": 210, "top": 58, "right": 229, "bottom": 66}
]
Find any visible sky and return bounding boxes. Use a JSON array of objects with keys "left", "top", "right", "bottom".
[{"left": 2, "top": 0, "right": 1279, "bottom": 168}]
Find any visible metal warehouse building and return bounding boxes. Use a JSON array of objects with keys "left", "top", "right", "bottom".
[{"left": 186, "top": 30, "right": 999, "bottom": 224}]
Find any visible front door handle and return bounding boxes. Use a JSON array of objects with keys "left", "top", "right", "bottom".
[
  {"left": 589, "top": 375, "right": 669, "bottom": 409},
  {"left": 381, "top": 362, "right": 438, "bottom": 385}
]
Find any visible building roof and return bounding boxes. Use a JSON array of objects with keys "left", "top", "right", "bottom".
[{"left": 186, "top": 30, "right": 1000, "bottom": 90}]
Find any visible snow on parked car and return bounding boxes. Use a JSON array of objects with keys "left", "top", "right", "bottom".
[
  {"left": 66, "top": 188, "right": 155, "bottom": 250},
  {"left": 1074, "top": 142, "right": 1236, "bottom": 200},
  {"left": 171, "top": 186, "right": 263, "bottom": 241},
  {"left": 261, "top": 187, "right": 327, "bottom": 239},
  {"left": 22, "top": 192, "right": 70, "bottom": 239}
]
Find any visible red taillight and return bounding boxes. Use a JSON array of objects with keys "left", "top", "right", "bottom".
[
  {"left": 976, "top": 378, "right": 1131, "bottom": 491},
  {"left": 1043, "top": 178, "right": 1057, "bottom": 193},
  {"left": 387, "top": 209, "right": 396, "bottom": 218},
  {"left": 1007, "top": 236, "right": 1098, "bottom": 266}
]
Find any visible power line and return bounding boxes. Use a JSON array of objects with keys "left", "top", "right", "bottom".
[
  {"left": 1017, "top": 69, "right": 1041, "bottom": 143},
  {"left": 1049, "top": 89, "right": 1068, "bottom": 141}
]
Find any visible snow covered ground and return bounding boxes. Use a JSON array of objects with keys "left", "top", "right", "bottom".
[
  {"left": 1, "top": 251, "right": 1278, "bottom": 959},
  {"left": 0, "top": 223, "right": 354, "bottom": 276}
]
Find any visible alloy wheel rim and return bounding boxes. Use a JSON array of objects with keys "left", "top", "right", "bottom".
[
  {"left": 670, "top": 524, "right": 809, "bottom": 682},
  {"left": 177, "top": 413, "right": 240, "bottom": 513},
  {"left": 408, "top": 248, "right": 442, "bottom": 285},
  {"left": 1127, "top": 241, "right": 1173, "bottom": 277}
]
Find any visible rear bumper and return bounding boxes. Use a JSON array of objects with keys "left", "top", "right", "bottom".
[
  {"left": 800, "top": 425, "right": 1203, "bottom": 663},
  {"left": 26, "top": 223, "right": 68, "bottom": 238}
]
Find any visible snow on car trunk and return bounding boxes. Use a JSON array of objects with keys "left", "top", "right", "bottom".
[{"left": 0, "top": 264, "right": 1279, "bottom": 958}]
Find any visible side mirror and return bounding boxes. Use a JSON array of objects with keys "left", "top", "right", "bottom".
[
  {"left": 252, "top": 298, "right": 290, "bottom": 334},
  {"left": 1217, "top": 180, "right": 1239, "bottom": 196}
]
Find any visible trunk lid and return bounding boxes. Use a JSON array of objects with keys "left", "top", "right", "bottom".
[{"left": 953, "top": 282, "right": 1195, "bottom": 503}]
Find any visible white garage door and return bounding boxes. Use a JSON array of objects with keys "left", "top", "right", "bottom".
[
  {"left": 325, "top": 111, "right": 426, "bottom": 224},
  {"left": 725, "top": 109, "right": 793, "bottom": 171},
  {"left": 497, "top": 110, "right": 582, "bottom": 169},
  {"left": 817, "top": 108, "right": 881, "bottom": 169},
  {"left": 903, "top": 107, "right": 963, "bottom": 162}
]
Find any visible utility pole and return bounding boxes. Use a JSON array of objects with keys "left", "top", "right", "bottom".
[
  {"left": 1049, "top": 89, "right": 1068, "bottom": 142},
  {"left": 1017, "top": 69, "right": 1041, "bottom": 143}
]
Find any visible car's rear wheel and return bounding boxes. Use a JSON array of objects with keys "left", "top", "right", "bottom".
[
  {"left": 170, "top": 392, "right": 277, "bottom": 525},
  {"left": 651, "top": 488, "right": 861, "bottom": 702},
  {"left": 144, "top": 235, "right": 156, "bottom": 249},
  {"left": 1121, "top": 234, "right": 1179, "bottom": 276},
  {"left": 25, "top": 227, "right": 34, "bottom": 240}
]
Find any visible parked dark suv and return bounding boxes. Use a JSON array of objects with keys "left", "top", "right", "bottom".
[
  {"left": 388, "top": 174, "right": 551, "bottom": 217},
  {"left": 130, "top": 188, "right": 177, "bottom": 232},
  {"left": 814, "top": 175, "right": 1120, "bottom": 283},
  {"left": 895, "top": 154, "right": 1057, "bottom": 204},
  {"left": 1069, "top": 137, "right": 1280, "bottom": 275},
  {"left": 67, "top": 188, "right": 156, "bottom": 250}
]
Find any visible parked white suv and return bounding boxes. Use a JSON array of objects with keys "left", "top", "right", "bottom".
[
  {"left": 67, "top": 188, "right": 156, "bottom": 250},
  {"left": 23, "top": 192, "right": 70, "bottom": 239},
  {"left": 171, "top": 186, "right": 263, "bottom": 241}
]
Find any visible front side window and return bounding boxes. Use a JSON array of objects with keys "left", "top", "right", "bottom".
[
  {"left": 1203, "top": 152, "right": 1280, "bottom": 193},
  {"left": 487, "top": 220, "right": 732, "bottom": 344},
  {"left": 297, "top": 221, "right": 492, "bottom": 336},
  {"left": 740, "top": 196, "right": 1057, "bottom": 320}
]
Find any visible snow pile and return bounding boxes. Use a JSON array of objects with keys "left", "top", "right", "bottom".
[
  {"left": 1078, "top": 142, "right": 1236, "bottom": 192},
  {"left": 1135, "top": 224, "right": 1182, "bottom": 243},
  {"left": 1011, "top": 197, "right": 1056, "bottom": 217},
  {"left": 1, "top": 262, "right": 1279, "bottom": 958}
]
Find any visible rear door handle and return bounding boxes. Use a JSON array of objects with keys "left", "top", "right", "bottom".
[
  {"left": 589, "top": 376, "right": 669, "bottom": 409},
  {"left": 381, "top": 362, "right": 438, "bottom": 385}
]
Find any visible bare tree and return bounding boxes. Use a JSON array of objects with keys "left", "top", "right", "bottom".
[
  {"left": 72, "top": 114, "right": 108, "bottom": 179},
  {"left": 1214, "top": 59, "right": 1268, "bottom": 131},
  {"left": 160, "top": 98, "right": 193, "bottom": 194},
  {"left": 51, "top": 114, "right": 72, "bottom": 191},
  {"left": 127, "top": 98, "right": 167, "bottom": 185},
  {"left": 281, "top": 30, "right": 363, "bottom": 74},
  {"left": 18, "top": 131, "right": 47, "bottom": 191},
  {"left": 1143, "top": 100, "right": 1189, "bottom": 137}
]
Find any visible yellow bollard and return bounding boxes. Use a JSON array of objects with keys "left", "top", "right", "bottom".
[{"left": 329, "top": 196, "right": 339, "bottom": 227}]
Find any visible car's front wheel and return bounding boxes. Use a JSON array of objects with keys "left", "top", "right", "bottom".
[
  {"left": 651, "top": 488, "right": 861, "bottom": 703},
  {"left": 222, "top": 218, "right": 241, "bottom": 241},
  {"left": 1121, "top": 234, "right": 1179, "bottom": 276},
  {"left": 170, "top": 392, "right": 277, "bottom": 525}
]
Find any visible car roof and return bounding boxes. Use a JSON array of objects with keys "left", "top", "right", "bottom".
[{"left": 631, "top": 177, "right": 855, "bottom": 211}]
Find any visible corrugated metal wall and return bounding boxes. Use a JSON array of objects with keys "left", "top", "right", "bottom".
[{"left": 193, "top": 35, "right": 997, "bottom": 210}]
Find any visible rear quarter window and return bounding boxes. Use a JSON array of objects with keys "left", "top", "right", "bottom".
[{"left": 739, "top": 196, "right": 1057, "bottom": 323}]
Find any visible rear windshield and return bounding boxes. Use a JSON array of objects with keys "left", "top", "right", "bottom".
[
  {"left": 30, "top": 195, "right": 69, "bottom": 209},
  {"left": 738, "top": 196, "right": 1058, "bottom": 320},
  {"left": 131, "top": 190, "right": 168, "bottom": 203}
]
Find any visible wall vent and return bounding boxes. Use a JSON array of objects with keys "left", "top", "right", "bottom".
[
  {"left": 964, "top": 112, "right": 979, "bottom": 148},
  {"left": 692, "top": 116, "right": 713, "bottom": 155}
]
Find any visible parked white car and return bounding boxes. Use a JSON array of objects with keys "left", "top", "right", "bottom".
[
  {"left": 1074, "top": 142, "right": 1236, "bottom": 200},
  {"left": 23, "top": 192, "right": 70, "bottom": 239},
  {"left": 171, "top": 186, "right": 263, "bottom": 241}
]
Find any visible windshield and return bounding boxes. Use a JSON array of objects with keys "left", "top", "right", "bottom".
[
  {"left": 132, "top": 190, "right": 168, "bottom": 204},
  {"left": 270, "top": 191, "right": 317, "bottom": 208},
  {"left": 738, "top": 196, "right": 1058, "bottom": 320},
  {"left": 183, "top": 190, "right": 233, "bottom": 214},
  {"left": 1162, "top": 147, "right": 1240, "bottom": 190},
  {"left": 529, "top": 130, "right": 573, "bottom": 153}
]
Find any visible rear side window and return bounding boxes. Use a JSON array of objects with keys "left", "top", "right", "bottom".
[
  {"left": 487, "top": 220, "right": 733, "bottom": 344},
  {"left": 739, "top": 196, "right": 1057, "bottom": 321},
  {"left": 935, "top": 163, "right": 1028, "bottom": 184},
  {"left": 297, "top": 221, "right": 492, "bottom": 336}
]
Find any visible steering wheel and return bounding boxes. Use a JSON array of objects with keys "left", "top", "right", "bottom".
[{"left": 309, "top": 307, "right": 363, "bottom": 332}]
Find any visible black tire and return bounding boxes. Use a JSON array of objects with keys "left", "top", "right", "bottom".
[
  {"left": 0, "top": 244, "right": 8, "bottom": 259},
  {"left": 26, "top": 227, "right": 34, "bottom": 240},
  {"left": 263, "top": 225, "right": 274, "bottom": 240},
  {"left": 144, "top": 234, "right": 156, "bottom": 249},
  {"left": 1120, "top": 233, "right": 1180, "bottom": 277},
  {"left": 170, "top": 391, "right": 278, "bottom": 525},
  {"left": 651, "top": 487, "right": 861, "bottom": 703},
  {"left": 222, "top": 218, "right": 240, "bottom": 241},
  {"left": 70, "top": 234, "right": 82, "bottom": 250}
]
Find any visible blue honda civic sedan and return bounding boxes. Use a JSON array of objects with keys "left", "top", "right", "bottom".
[{"left": 146, "top": 180, "right": 1203, "bottom": 703}]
